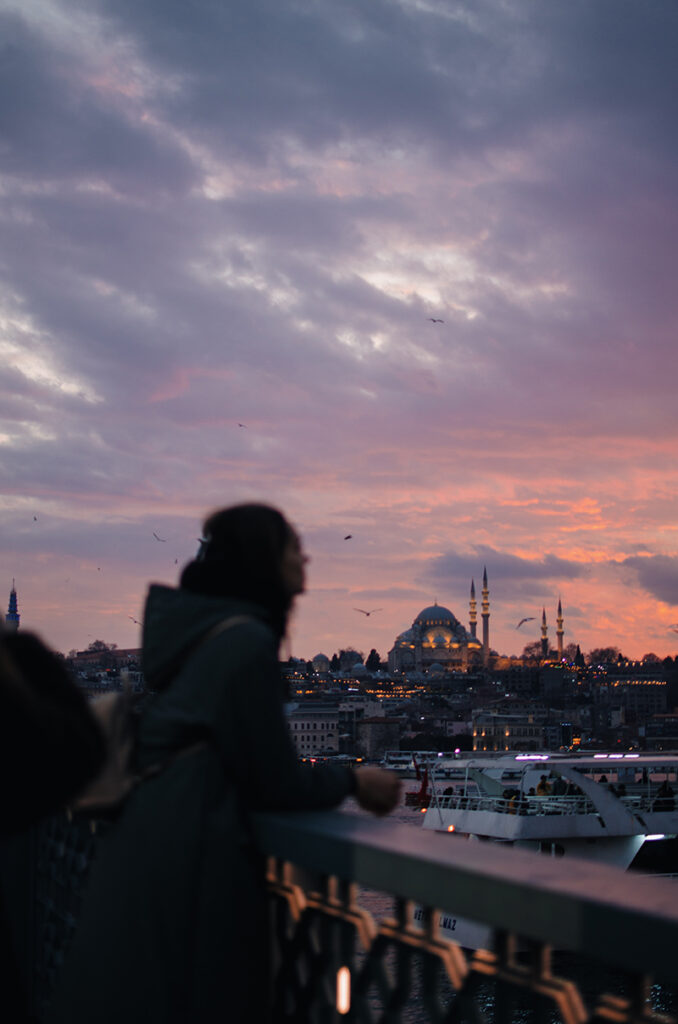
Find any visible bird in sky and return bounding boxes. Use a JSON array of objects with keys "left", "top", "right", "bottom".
[
  {"left": 33, "top": 515, "right": 38, "bottom": 521},
  {"left": 152, "top": 532, "right": 166, "bottom": 542},
  {"left": 516, "top": 617, "right": 536, "bottom": 629},
  {"left": 427, "top": 318, "right": 444, "bottom": 323},
  {"left": 669, "top": 625, "right": 678, "bottom": 633},
  {"left": 344, "top": 534, "right": 352, "bottom": 540},
  {"left": 354, "top": 608, "right": 382, "bottom": 616},
  {"left": 238, "top": 423, "right": 247, "bottom": 428},
  {"left": 128, "top": 616, "right": 141, "bottom": 625}
]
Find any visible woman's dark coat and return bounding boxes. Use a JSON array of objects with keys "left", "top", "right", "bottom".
[{"left": 47, "top": 585, "right": 354, "bottom": 1024}]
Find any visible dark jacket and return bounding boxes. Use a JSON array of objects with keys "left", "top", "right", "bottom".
[{"left": 47, "top": 585, "right": 354, "bottom": 1024}]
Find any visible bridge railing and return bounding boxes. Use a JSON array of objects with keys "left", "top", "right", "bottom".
[{"left": 253, "top": 810, "right": 678, "bottom": 1023}]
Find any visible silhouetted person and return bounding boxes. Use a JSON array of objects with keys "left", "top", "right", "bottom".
[
  {"left": 47, "top": 504, "right": 400, "bottom": 1024},
  {"left": 536, "top": 774, "right": 551, "bottom": 795},
  {"left": 653, "top": 780, "right": 675, "bottom": 812},
  {"left": 551, "top": 775, "right": 567, "bottom": 796},
  {"left": 0, "top": 631, "right": 104, "bottom": 834},
  {"left": 0, "top": 629, "right": 105, "bottom": 1024}
]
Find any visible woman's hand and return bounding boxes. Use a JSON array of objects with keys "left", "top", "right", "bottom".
[{"left": 353, "top": 767, "right": 402, "bottom": 816}]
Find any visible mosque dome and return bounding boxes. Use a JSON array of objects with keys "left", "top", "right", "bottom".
[{"left": 414, "top": 603, "right": 461, "bottom": 630}]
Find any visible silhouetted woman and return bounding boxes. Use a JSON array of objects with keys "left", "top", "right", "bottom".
[{"left": 48, "top": 503, "right": 399, "bottom": 1024}]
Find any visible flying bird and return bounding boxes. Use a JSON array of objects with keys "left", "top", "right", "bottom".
[
  {"left": 153, "top": 532, "right": 167, "bottom": 542},
  {"left": 516, "top": 617, "right": 536, "bottom": 629},
  {"left": 128, "top": 616, "right": 141, "bottom": 625},
  {"left": 354, "top": 608, "right": 382, "bottom": 617},
  {"left": 238, "top": 423, "right": 247, "bottom": 428},
  {"left": 427, "top": 318, "right": 444, "bottom": 323},
  {"left": 344, "top": 535, "right": 352, "bottom": 540}
]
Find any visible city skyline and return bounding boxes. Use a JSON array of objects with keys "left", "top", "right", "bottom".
[{"left": 1, "top": 1, "right": 677, "bottom": 661}]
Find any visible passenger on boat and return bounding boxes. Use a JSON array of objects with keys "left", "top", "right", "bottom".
[
  {"left": 47, "top": 503, "right": 401, "bottom": 1024},
  {"left": 551, "top": 775, "right": 567, "bottom": 796},
  {"left": 536, "top": 774, "right": 552, "bottom": 796},
  {"left": 653, "top": 780, "right": 676, "bottom": 812}
]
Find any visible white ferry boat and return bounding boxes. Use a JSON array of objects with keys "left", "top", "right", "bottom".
[{"left": 416, "top": 752, "right": 678, "bottom": 947}]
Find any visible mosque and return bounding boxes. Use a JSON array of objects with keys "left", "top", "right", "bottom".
[
  {"left": 387, "top": 570, "right": 489, "bottom": 674},
  {"left": 387, "top": 569, "right": 566, "bottom": 674}
]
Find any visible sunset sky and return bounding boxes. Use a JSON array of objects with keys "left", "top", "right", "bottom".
[{"left": 2, "top": 0, "right": 677, "bottom": 662}]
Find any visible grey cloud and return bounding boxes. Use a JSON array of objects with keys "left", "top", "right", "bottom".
[
  {"left": 75, "top": 0, "right": 678, "bottom": 172},
  {"left": 429, "top": 547, "right": 585, "bottom": 586},
  {"left": 620, "top": 556, "right": 678, "bottom": 607},
  {"left": 0, "top": 13, "right": 196, "bottom": 195}
]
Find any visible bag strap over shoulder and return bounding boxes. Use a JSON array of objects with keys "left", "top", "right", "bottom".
[
  {"left": 198, "top": 614, "right": 255, "bottom": 646},
  {"left": 147, "top": 613, "right": 256, "bottom": 692}
]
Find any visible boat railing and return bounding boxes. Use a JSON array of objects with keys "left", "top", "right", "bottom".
[
  {"left": 432, "top": 791, "right": 597, "bottom": 816},
  {"left": 254, "top": 809, "right": 678, "bottom": 1022},
  {"left": 620, "top": 794, "right": 677, "bottom": 814}
]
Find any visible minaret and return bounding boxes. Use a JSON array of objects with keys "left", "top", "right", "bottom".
[
  {"left": 469, "top": 579, "right": 477, "bottom": 638},
  {"left": 481, "top": 567, "right": 490, "bottom": 667},
  {"left": 541, "top": 607, "right": 548, "bottom": 659},
  {"left": 556, "top": 598, "right": 564, "bottom": 659},
  {"left": 6, "top": 580, "right": 20, "bottom": 630}
]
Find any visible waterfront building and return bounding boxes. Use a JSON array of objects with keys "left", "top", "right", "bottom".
[
  {"left": 472, "top": 708, "right": 547, "bottom": 752},
  {"left": 285, "top": 701, "right": 340, "bottom": 755},
  {"left": 595, "top": 675, "right": 668, "bottom": 718},
  {"left": 355, "top": 717, "right": 402, "bottom": 760}
]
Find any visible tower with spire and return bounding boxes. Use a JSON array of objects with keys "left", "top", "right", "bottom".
[
  {"left": 541, "top": 607, "right": 548, "bottom": 659},
  {"left": 469, "top": 579, "right": 477, "bottom": 638},
  {"left": 481, "top": 567, "right": 490, "bottom": 667},
  {"left": 6, "top": 580, "right": 20, "bottom": 631},
  {"left": 556, "top": 598, "right": 564, "bottom": 659}
]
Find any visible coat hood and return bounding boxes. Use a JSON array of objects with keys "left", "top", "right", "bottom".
[{"left": 141, "top": 584, "right": 270, "bottom": 689}]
